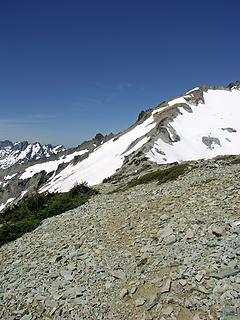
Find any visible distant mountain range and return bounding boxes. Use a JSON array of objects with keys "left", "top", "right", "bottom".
[
  {"left": 0, "top": 140, "right": 65, "bottom": 169},
  {"left": 0, "top": 81, "right": 240, "bottom": 210}
]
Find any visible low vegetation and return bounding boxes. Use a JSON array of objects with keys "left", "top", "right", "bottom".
[
  {"left": 231, "top": 158, "right": 240, "bottom": 165},
  {"left": 128, "top": 163, "right": 190, "bottom": 188},
  {"left": 102, "top": 176, "right": 112, "bottom": 183},
  {"left": 0, "top": 183, "right": 98, "bottom": 246}
]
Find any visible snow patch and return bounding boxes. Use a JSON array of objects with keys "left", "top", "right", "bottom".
[
  {"left": 20, "top": 149, "right": 89, "bottom": 180},
  {"left": 41, "top": 113, "right": 157, "bottom": 192},
  {"left": 185, "top": 87, "right": 200, "bottom": 95},
  {"left": 4, "top": 173, "right": 17, "bottom": 180},
  {"left": 168, "top": 97, "right": 187, "bottom": 106},
  {"left": 0, "top": 197, "right": 15, "bottom": 212},
  {"left": 147, "top": 89, "right": 240, "bottom": 164}
]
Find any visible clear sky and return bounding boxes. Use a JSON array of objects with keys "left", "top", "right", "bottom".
[{"left": 0, "top": 0, "right": 239, "bottom": 147}]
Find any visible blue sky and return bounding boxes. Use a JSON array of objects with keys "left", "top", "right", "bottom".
[{"left": 0, "top": 0, "right": 239, "bottom": 147}]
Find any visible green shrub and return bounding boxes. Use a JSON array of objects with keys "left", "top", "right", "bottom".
[
  {"left": 231, "top": 158, "right": 240, "bottom": 165},
  {"left": 0, "top": 183, "right": 98, "bottom": 246},
  {"left": 69, "top": 182, "right": 92, "bottom": 195},
  {"left": 102, "top": 176, "right": 112, "bottom": 183},
  {"left": 0, "top": 218, "right": 40, "bottom": 246},
  {"left": 128, "top": 163, "right": 189, "bottom": 188}
]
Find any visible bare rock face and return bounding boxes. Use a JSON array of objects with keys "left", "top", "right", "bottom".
[
  {"left": 76, "top": 132, "right": 114, "bottom": 151},
  {"left": 137, "top": 108, "right": 153, "bottom": 123},
  {"left": 202, "top": 136, "right": 221, "bottom": 149},
  {"left": 0, "top": 140, "right": 13, "bottom": 148},
  {"left": 228, "top": 80, "right": 240, "bottom": 90}
]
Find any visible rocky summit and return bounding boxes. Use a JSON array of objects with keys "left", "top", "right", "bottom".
[{"left": 1, "top": 155, "right": 240, "bottom": 319}]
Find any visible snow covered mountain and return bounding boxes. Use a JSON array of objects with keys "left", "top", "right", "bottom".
[
  {"left": 0, "top": 140, "right": 65, "bottom": 169},
  {"left": 37, "top": 82, "right": 240, "bottom": 192},
  {"left": 0, "top": 81, "right": 240, "bottom": 210},
  {"left": 0, "top": 133, "right": 113, "bottom": 210}
]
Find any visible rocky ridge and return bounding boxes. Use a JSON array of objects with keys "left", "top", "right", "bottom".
[
  {"left": 1, "top": 82, "right": 240, "bottom": 210},
  {"left": 0, "top": 155, "right": 240, "bottom": 319}
]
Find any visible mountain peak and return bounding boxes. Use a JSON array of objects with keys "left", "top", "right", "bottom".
[
  {"left": 0, "top": 140, "right": 13, "bottom": 149},
  {"left": 0, "top": 140, "right": 65, "bottom": 169},
  {"left": 228, "top": 80, "right": 240, "bottom": 90}
]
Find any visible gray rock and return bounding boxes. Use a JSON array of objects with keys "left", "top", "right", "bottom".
[
  {"left": 137, "top": 257, "right": 148, "bottom": 267},
  {"left": 109, "top": 270, "right": 126, "bottom": 280},
  {"left": 130, "top": 286, "right": 138, "bottom": 294},
  {"left": 208, "top": 268, "right": 240, "bottom": 279},
  {"left": 195, "top": 272, "right": 204, "bottom": 282},
  {"left": 150, "top": 277, "right": 162, "bottom": 287},
  {"left": 119, "top": 288, "right": 128, "bottom": 299},
  {"left": 165, "top": 234, "right": 177, "bottom": 244},
  {"left": 161, "top": 305, "right": 173, "bottom": 316},
  {"left": 160, "top": 214, "right": 168, "bottom": 221},
  {"left": 146, "top": 293, "right": 160, "bottom": 311},
  {"left": 60, "top": 270, "right": 73, "bottom": 281},
  {"left": 211, "top": 226, "right": 226, "bottom": 237},
  {"left": 185, "top": 228, "right": 194, "bottom": 239},
  {"left": 134, "top": 298, "right": 146, "bottom": 306},
  {"left": 105, "top": 281, "right": 114, "bottom": 289},
  {"left": 177, "top": 307, "right": 194, "bottom": 320},
  {"left": 159, "top": 227, "right": 173, "bottom": 238},
  {"left": 179, "top": 279, "right": 187, "bottom": 286},
  {"left": 161, "top": 279, "right": 171, "bottom": 293},
  {"left": 21, "top": 316, "right": 32, "bottom": 320}
]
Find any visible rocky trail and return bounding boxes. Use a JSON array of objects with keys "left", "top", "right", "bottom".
[{"left": 0, "top": 157, "right": 240, "bottom": 319}]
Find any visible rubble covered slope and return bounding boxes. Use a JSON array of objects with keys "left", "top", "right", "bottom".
[{"left": 0, "top": 156, "right": 240, "bottom": 319}]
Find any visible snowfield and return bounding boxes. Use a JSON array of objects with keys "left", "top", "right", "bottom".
[
  {"left": 0, "top": 197, "right": 15, "bottom": 212},
  {"left": 20, "top": 149, "right": 89, "bottom": 180},
  {"left": 40, "top": 113, "right": 157, "bottom": 192},
  {"left": 147, "top": 89, "right": 240, "bottom": 163}
]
